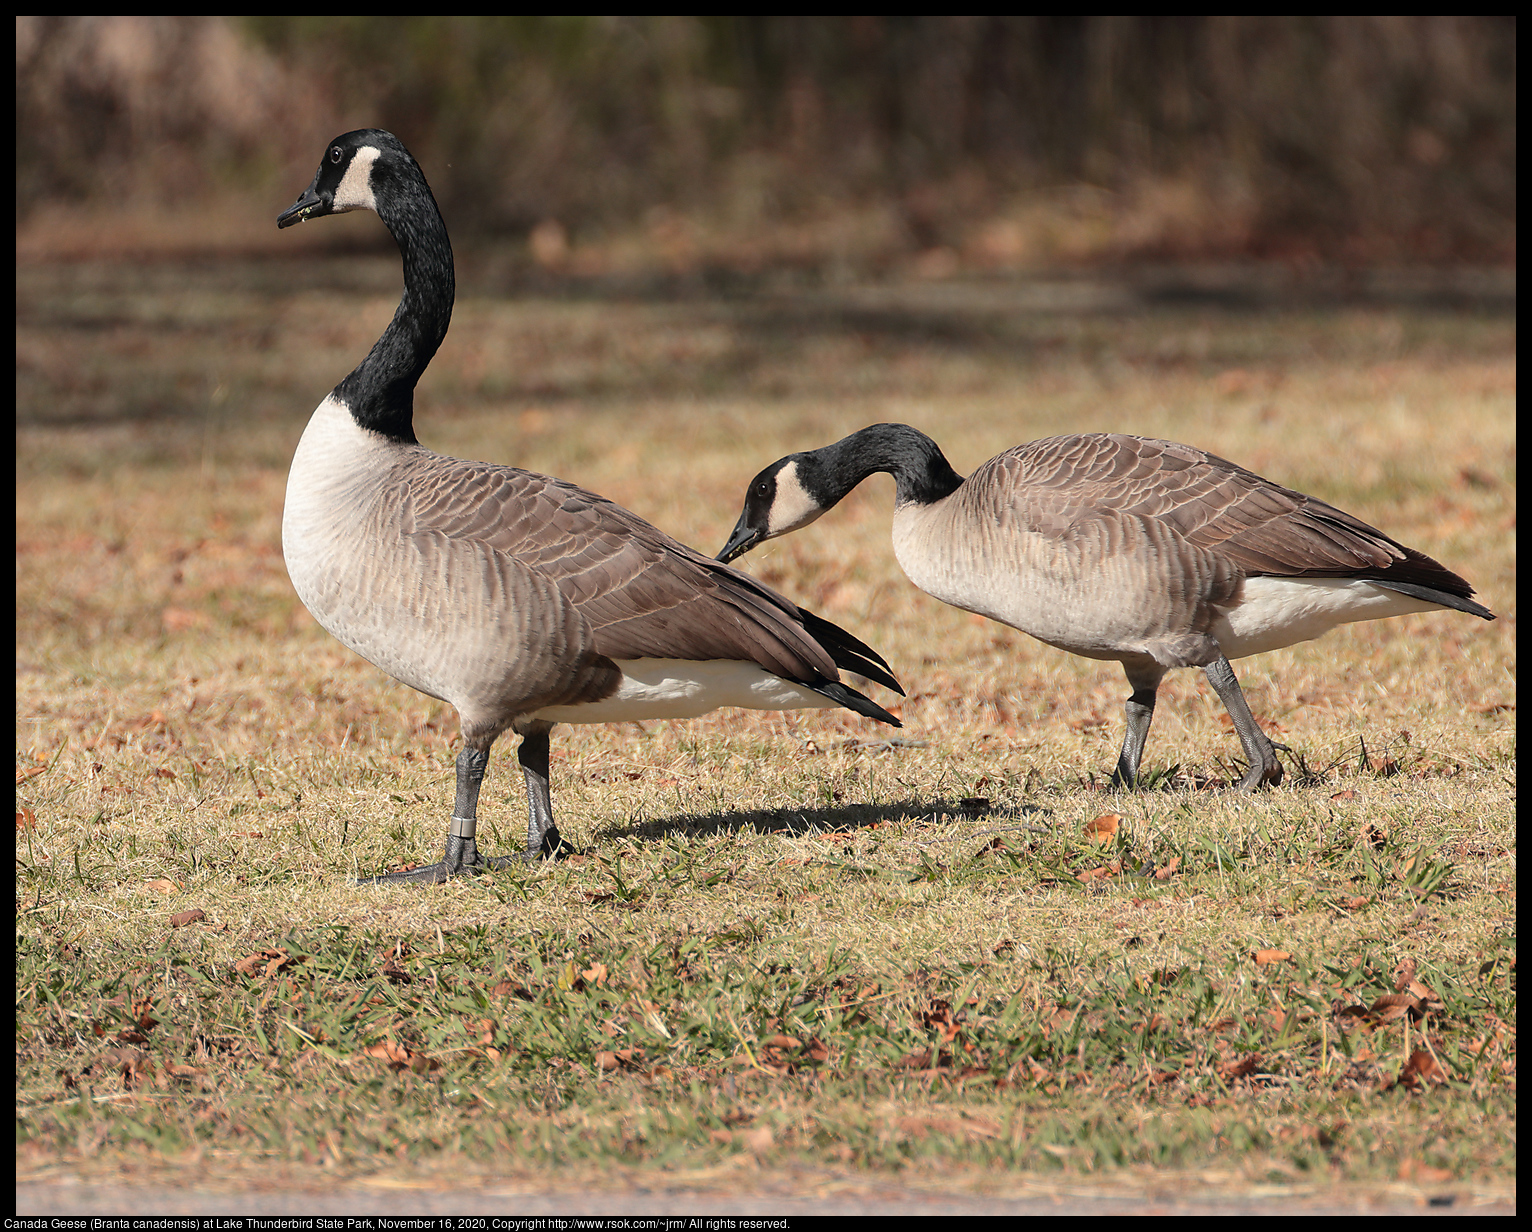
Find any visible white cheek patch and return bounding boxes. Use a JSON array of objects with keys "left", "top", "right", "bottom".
[
  {"left": 332, "top": 145, "right": 380, "bottom": 213},
  {"left": 766, "top": 461, "right": 826, "bottom": 536}
]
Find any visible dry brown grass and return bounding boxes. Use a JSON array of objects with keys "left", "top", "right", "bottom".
[{"left": 16, "top": 260, "right": 1516, "bottom": 1204}]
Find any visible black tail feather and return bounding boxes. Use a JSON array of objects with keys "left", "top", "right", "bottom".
[
  {"left": 797, "top": 608, "right": 905, "bottom": 695},
  {"left": 1370, "top": 579, "right": 1495, "bottom": 621},
  {"left": 809, "top": 679, "right": 902, "bottom": 727}
]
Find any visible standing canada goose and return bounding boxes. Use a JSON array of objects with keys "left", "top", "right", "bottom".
[
  {"left": 717, "top": 424, "right": 1494, "bottom": 790},
  {"left": 277, "top": 130, "right": 902, "bottom": 883}
]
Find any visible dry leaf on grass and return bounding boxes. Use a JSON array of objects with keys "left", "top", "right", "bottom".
[
  {"left": 1369, "top": 992, "right": 1425, "bottom": 1023},
  {"left": 94, "top": 1047, "right": 155, "bottom": 1086},
  {"left": 361, "top": 1040, "right": 440, "bottom": 1074},
  {"left": 1252, "top": 949, "right": 1292, "bottom": 965},
  {"left": 1360, "top": 821, "right": 1390, "bottom": 850},
  {"left": 233, "top": 948, "right": 298, "bottom": 979},
  {"left": 168, "top": 908, "right": 206, "bottom": 927},
  {"left": 1083, "top": 813, "right": 1120, "bottom": 844},
  {"left": 1392, "top": 1048, "right": 1449, "bottom": 1090},
  {"left": 1221, "top": 1053, "right": 1262, "bottom": 1081}
]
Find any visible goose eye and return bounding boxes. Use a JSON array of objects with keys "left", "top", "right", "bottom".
[{"left": 329, "top": 146, "right": 343, "bottom": 164}]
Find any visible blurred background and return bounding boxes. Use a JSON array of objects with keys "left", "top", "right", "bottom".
[{"left": 16, "top": 15, "right": 1517, "bottom": 276}]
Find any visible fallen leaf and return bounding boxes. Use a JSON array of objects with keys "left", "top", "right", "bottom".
[
  {"left": 16, "top": 807, "right": 37, "bottom": 830},
  {"left": 1153, "top": 856, "right": 1181, "bottom": 880},
  {"left": 1396, "top": 1048, "right": 1448, "bottom": 1090},
  {"left": 144, "top": 878, "right": 180, "bottom": 895},
  {"left": 362, "top": 1040, "right": 412, "bottom": 1071},
  {"left": 1369, "top": 992, "right": 1421, "bottom": 1023},
  {"left": 1083, "top": 813, "right": 1121, "bottom": 844},
  {"left": 488, "top": 978, "right": 531, "bottom": 999},
  {"left": 98, "top": 1047, "right": 155, "bottom": 1086},
  {"left": 168, "top": 908, "right": 206, "bottom": 928},
  {"left": 595, "top": 1047, "right": 644, "bottom": 1072},
  {"left": 1221, "top": 1054, "right": 1262, "bottom": 1080},
  {"left": 1252, "top": 949, "right": 1292, "bottom": 965},
  {"left": 233, "top": 948, "right": 296, "bottom": 978}
]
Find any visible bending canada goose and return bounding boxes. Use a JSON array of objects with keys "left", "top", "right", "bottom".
[
  {"left": 277, "top": 130, "right": 902, "bottom": 883},
  {"left": 717, "top": 424, "right": 1494, "bottom": 791}
]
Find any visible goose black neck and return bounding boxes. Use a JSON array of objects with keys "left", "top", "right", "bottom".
[
  {"left": 814, "top": 424, "right": 966, "bottom": 508},
  {"left": 336, "top": 174, "right": 455, "bottom": 444}
]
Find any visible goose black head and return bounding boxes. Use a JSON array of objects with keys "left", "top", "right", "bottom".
[
  {"left": 278, "top": 129, "right": 422, "bottom": 229},
  {"left": 716, "top": 454, "right": 829, "bottom": 563}
]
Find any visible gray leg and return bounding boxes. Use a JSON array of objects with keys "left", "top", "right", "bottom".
[
  {"left": 1112, "top": 663, "right": 1166, "bottom": 789},
  {"left": 361, "top": 726, "right": 566, "bottom": 885},
  {"left": 364, "top": 743, "right": 496, "bottom": 884},
  {"left": 1202, "top": 653, "right": 1285, "bottom": 790},
  {"left": 516, "top": 726, "right": 563, "bottom": 859}
]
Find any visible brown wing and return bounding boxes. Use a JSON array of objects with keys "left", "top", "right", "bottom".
[
  {"left": 395, "top": 452, "right": 852, "bottom": 684},
  {"left": 990, "top": 433, "right": 1483, "bottom": 602}
]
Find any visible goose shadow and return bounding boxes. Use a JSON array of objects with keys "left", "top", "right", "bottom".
[{"left": 592, "top": 796, "right": 1050, "bottom": 846}]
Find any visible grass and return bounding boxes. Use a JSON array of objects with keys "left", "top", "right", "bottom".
[{"left": 15, "top": 256, "right": 1516, "bottom": 1205}]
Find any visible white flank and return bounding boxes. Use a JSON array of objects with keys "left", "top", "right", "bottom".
[
  {"left": 1213, "top": 576, "right": 1446, "bottom": 659},
  {"left": 531, "top": 658, "right": 835, "bottom": 725}
]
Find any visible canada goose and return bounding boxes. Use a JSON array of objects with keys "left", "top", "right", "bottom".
[
  {"left": 277, "top": 130, "right": 902, "bottom": 883},
  {"left": 717, "top": 424, "right": 1494, "bottom": 790}
]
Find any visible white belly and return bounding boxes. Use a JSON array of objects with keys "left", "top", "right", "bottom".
[{"left": 530, "top": 658, "right": 834, "bottom": 725}]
